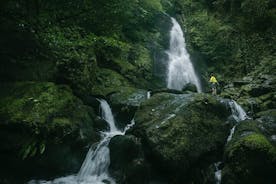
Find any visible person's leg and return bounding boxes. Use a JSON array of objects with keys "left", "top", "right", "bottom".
[{"left": 211, "top": 83, "right": 215, "bottom": 95}]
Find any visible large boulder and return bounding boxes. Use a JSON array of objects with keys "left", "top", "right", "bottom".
[
  {"left": 91, "top": 68, "right": 132, "bottom": 96},
  {"left": 222, "top": 118, "right": 276, "bottom": 184},
  {"left": 0, "top": 82, "right": 99, "bottom": 183},
  {"left": 109, "top": 135, "right": 149, "bottom": 184},
  {"left": 131, "top": 92, "right": 232, "bottom": 183}
]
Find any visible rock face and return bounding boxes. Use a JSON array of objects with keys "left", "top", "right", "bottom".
[
  {"left": 222, "top": 112, "right": 276, "bottom": 184},
  {"left": 131, "top": 92, "right": 232, "bottom": 183},
  {"left": 109, "top": 135, "right": 149, "bottom": 184},
  {"left": 221, "top": 67, "right": 275, "bottom": 116},
  {"left": 0, "top": 82, "right": 98, "bottom": 182}
]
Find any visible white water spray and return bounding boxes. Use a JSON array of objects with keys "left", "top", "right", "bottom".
[
  {"left": 226, "top": 100, "right": 248, "bottom": 143},
  {"left": 214, "top": 100, "right": 248, "bottom": 184},
  {"left": 29, "top": 99, "right": 135, "bottom": 184},
  {"left": 229, "top": 100, "right": 248, "bottom": 122},
  {"left": 166, "top": 17, "right": 201, "bottom": 92},
  {"left": 147, "top": 91, "right": 151, "bottom": 99}
]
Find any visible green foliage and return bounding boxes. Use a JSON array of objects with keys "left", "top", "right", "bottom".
[
  {"left": 19, "top": 139, "right": 46, "bottom": 160},
  {"left": 185, "top": 10, "right": 234, "bottom": 61},
  {"left": 169, "top": 0, "right": 275, "bottom": 78}
]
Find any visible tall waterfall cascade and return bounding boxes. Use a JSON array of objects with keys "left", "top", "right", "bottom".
[
  {"left": 166, "top": 17, "right": 202, "bottom": 92},
  {"left": 29, "top": 99, "right": 135, "bottom": 184}
]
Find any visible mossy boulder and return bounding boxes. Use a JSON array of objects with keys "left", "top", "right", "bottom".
[
  {"left": 0, "top": 82, "right": 98, "bottom": 182},
  {"left": 109, "top": 135, "right": 149, "bottom": 184},
  {"left": 222, "top": 120, "right": 276, "bottom": 184},
  {"left": 131, "top": 92, "right": 232, "bottom": 183},
  {"left": 91, "top": 68, "right": 132, "bottom": 96}
]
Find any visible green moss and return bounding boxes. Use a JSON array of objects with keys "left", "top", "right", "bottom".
[
  {"left": 91, "top": 68, "right": 132, "bottom": 96},
  {"left": 223, "top": 126, "right": 276, "bottom": 184},
  {"left": 0, "top": 82, "right": 97, "bottom": 160},
  {"left": 227, "top": 133, "right": 274, "bottom": 158},
  {"left": 133, "top": 93, "right": 231, "bottom": 181},
  {"left": 0, "top": 82, "right": 79, "bottom": 126}
]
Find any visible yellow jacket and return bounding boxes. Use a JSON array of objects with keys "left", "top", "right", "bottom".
[{"left": 209, "top": 76, "right": 218, "bottom": 83}]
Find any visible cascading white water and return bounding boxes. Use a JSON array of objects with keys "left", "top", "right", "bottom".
[
  {"left": 214, "top": 162, "right": 222, "bottom": 184},
  {"left": 227, "top": 100, "right": 248, "bottom": 143},
  {"left": 166, "top": 17, "right": 202, "bottom": 92},
  {"left": 214, "top": 100, "right": 248, "bottom": 184},
  {"left": 147, "top": 91, "right": 151, "bottom": 99},
  {"left": 29, "top": 99, "right": 135, "bottom": 184},
  {"left": 229, "top": 100, "right": 248, "bottom": 122}
]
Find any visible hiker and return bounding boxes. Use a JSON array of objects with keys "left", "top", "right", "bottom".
[{"left": 209, "top": 73, "right": 219, "bottom": 95}]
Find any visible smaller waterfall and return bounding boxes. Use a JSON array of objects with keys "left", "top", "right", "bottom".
[
  {"left": 29, "top": 99, "right": 134, "bottom": 184},
  {"left": 226, "top": 100, "right": 248, "bottom": 143},
  {"left": 213, "top": 100, "right": 248, "bottom": 184},
  {"left": 147, "top": 91, "right": 151, "bottom": 99},
  {"left": 229, "top": 100, "right": 248, "bottom": 122},
  {"left": 214, "top": 162, "right": 222, "bottom": 184},
  {"left": 166, "top": 17, "right": 202, "bottom": 92}
]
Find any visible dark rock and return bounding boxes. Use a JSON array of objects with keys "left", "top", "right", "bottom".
[
  {"left": 151, "top": 88, "right": 187, "bottom": 96},
  {"left": 94, "top": 116, "right": 110, "bottom": 132},
  {"left": 80, "top": 95, "right": 101, "bottom": 110},
  {"left": 182, "top": 83, "right": 197, "bottom": 92},
  {"left": 131, "top": 92, "right": 231, "bottom": 183},
  {"left": 108, "top": 87, "right": 147, "bottom": 129},
  {"left": 109, "top": 135, "right": 149, "bottom": 184},
  {"left": 233, "top": 80, "right": 251, "bottom": 87}
]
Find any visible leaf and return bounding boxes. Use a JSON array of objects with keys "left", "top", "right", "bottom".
[
  {"left": 39, "top": 143, "right": 46, "bottom": 154},
  {"left": 30, "top": 147, "right": 37, "bottom": 157},
  {"left": 22, "top": 145, "right": 32, "bottom": 160}
]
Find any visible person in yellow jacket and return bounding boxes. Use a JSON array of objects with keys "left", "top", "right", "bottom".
[{"left": 209, "top": 73, "right": 219, "bottom": 95}]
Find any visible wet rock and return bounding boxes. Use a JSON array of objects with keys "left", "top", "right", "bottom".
[
  {"left": 108, "top": 87, "right": 147, "bottom": 129},
  {"left": 131, "top": 92, "right": 231, "bottom": 183}
]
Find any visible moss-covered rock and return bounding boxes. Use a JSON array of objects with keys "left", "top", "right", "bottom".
[
  {"left": 0, "top": 82, "right": 98, "bottom": 182},
  {"left": 131, "top": 92, "right": 232, "bottom": 183},
  {"left": 91, "top": 68, "right": 132, "bottom": 96},
  {"left": 222, "top": 119, "right": 276, "bottom": 184},
  {"left": 220, "top": 70, "right": 275, "bottom": 115},
  {"left": 109, "top": 135, "right": 149, "bottom": 184}
]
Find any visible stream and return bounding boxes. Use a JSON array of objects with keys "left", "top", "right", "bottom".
[{"left": 29, "top": 99, "right": 135, "bottom": 184}]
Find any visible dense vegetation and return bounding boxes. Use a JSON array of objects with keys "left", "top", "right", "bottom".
[
  {"left": 170, "top": 0, "right": 275, "bottom": 80},
  {"left": 0, "top": 0, "right": 275, "bottom": 183}
]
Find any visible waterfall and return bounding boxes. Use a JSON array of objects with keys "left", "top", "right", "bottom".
[
  {"left": 147, "top": 91, "right": 151, "bottom": 99},
  {"left": 226, "top": 100, "right": 248, "bottom": 143},
  {"left": 29, "top": 99, "right": 134, "bottom": 184},
  {"left": 166, "top": 17, "right": 202, "bottom": 92},
  {"left": 228, "top": 100, "right": 248, "bottom": 122},
  {"left": 214, "top": 162, "right": 222, "bottom": 184},
  {"left": 213, "top": 100, "right": 248, "bottom": 184}
]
